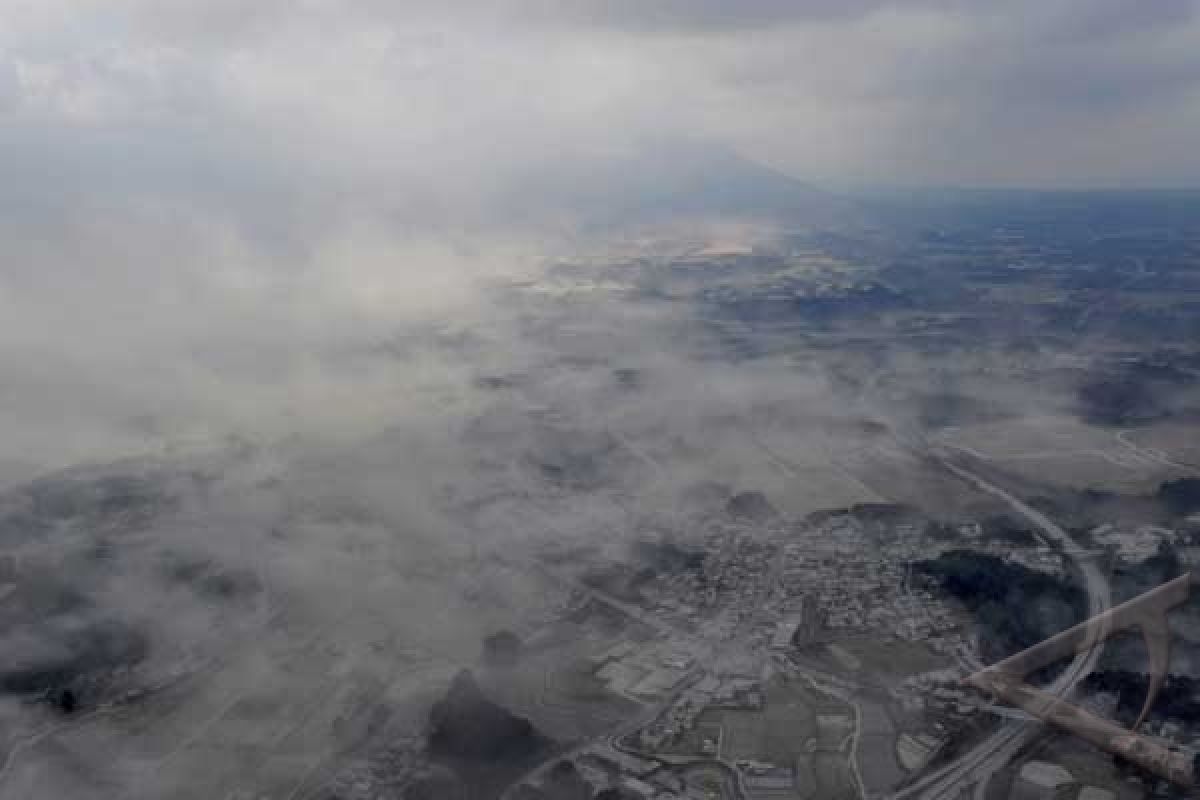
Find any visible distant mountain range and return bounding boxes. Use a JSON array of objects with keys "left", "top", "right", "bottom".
[{"left": 501, "top": 140, "right": 849, "bottom": 230}]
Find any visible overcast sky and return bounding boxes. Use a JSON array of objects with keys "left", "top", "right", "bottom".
[
  {"left": 2, "top": 0, "right": 1200, "bottom": 471},
  {"left": 4, "top": 0, "right": 1200, "bottom": 195}
]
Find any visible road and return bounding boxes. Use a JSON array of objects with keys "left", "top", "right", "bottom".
[
  {"left": 526, "top": 560, "right": 683, "bottom": 639},
  {"left": 1115, "top": 429, "right": 1200, "bottom": 475},
  {"left": 498, "top": 678, "right": 700, "bottom": 800},
  {"left": 491, "top": 494, "right": 708, "bottom": 800},
  {"left": 497, "top": 554, "right": 705, "bottom": 800},
  {"left": 508, "top": 440, "right": 1107, "bottom": 800},
  {"left": 503, "top": 531, "right": 826, "bottom": 800},
  {"left": 891, "top": 456, "right": 1111, "bottom": 800},
  {"left": 775, "top": 655, "right": 868, "bottom": 799}
]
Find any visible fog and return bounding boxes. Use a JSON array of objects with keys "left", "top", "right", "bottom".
[
  {"left": 4, "top": 0, "right": 1200, "bottom": 466},
  {"left": 3, "top": 3, "right": 1200, "bottom": 799}
]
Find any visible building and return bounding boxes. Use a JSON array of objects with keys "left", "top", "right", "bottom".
[
  {"left": 629, "top": 667, "right": 686, "bottom": 698},
  {"left": 741, "top": 763, "right": 795, "bottom": 792},
  {"left": 619, "top": 777, "right": 657, "bottom": 798},
  {"left": 771, "top": 619, "right": 802, "bottom": 649},
  {"left": 590, "top": 640, "right": 636, "bottom": 668},
  {"left": 1077, "top": 787, "right": 1116, "bottom": 800},
  {"left": 1011, "top": 761, "right": 1076, "bottom": 800},
  {"left": 896, "top": 733, "right": 943, "bottom": 772}
]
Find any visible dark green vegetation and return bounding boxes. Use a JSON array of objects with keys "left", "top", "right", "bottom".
[
  {"left": 916, "top": 550, "right": 1086, "bottom": 665},
  {"left": 424, "top": 670, "right": 554, "bottom": 799},
  {"left": 724, "top": 490, "right": 779, "bottom": 522},
  {"left": 0, "top": 562, "right": 147, "bottom": 708},
  {"left": 1159, "top": 478, "right": 1200, "bottom": 516},
  {"left": 429, "top": 670, "right": 548, "bottom": 761},
  {"left": 0, "top": 618, "right": 147, "bottom": 701},
  {"left": 581, "top": 538, "right": 706, "bottom": 606},
  {"left": 1028, "top": 477, "right": 1200, "bottom": 532},
  {"left": 1082, "top": 671, "right": 1200, "bottom": 727}
]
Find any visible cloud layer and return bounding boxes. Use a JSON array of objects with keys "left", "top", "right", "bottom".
[{"left": 2, "top": 0, "right": 1199, "bottom": 469}]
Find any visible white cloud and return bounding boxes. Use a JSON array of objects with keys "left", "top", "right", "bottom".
[{"left": 1, "top": 0, "right": 1199, "bottom": 467}]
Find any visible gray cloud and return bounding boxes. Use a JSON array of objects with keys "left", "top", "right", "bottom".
[
  {"left": 6, "top": 5, "right": 1200, "bottom": 796},
  {"left": 1, "top": 0, "right": 1199, "bottom": 468}
]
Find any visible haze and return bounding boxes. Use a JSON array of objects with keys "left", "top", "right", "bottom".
[{"left": 2, "top": 3, "right": 1200, "bottom": 800}]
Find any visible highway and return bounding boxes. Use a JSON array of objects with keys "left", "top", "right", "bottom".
[
  {"left": 503, "top": 441, "right": 1111, "bottom": 800},
  {"left": 891, "top": 456, "right": 1111, "bottom": 800}
]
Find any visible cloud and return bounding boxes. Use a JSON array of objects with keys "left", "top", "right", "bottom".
[
  {"left": 1, "top": 0, "right": 1199, "bottom": 467},
  {"left": 3, "top": 0, "right": 1198, "bottom": 197},
  {"left": 10, "top": 5, "right": 1200, "bottom": 795}
]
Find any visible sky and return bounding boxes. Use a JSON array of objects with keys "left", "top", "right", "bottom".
[
  {"left": 4, "top": 0, "right": 1200, "bottom": 193},
  {"left": 1, "top": 0, "right": 1200, "bottom": 470}
]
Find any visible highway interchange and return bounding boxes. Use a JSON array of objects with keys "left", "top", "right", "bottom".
[{"left": 890, "top": 456, "right": 1112, "bottom": 800}]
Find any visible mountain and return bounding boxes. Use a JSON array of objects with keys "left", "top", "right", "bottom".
[{"left": 503, "top": 140, "right": 850, "bottom": 230}]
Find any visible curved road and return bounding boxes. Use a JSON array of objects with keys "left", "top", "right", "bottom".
[
  {"left": 503, "top": 445, "right": 1111, "bottom": 800},
  {"left": 892, "top": 456, "right": 1111, "bottom": 800}
]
